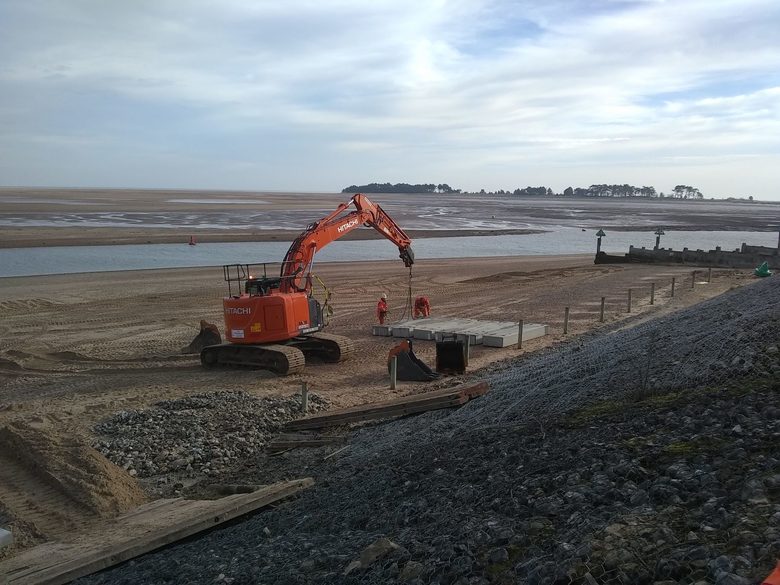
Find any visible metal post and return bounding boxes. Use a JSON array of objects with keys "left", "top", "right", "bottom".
[
  {"left": 599, "top": 297, "right": 605, "bottom": 323},
  {"left": 389, "top": 356, "right": 397, "bottom": 390},
  {"left": 707, "top": 267, "right": 712, "bottom": 283},
  {"left": 650, "top": 282, "right": 655, "bottom": 305},
  {"left": 300, "top": 381, "right": 309, "bottom": 413},
  {"left": 627, "top": 289, "right": 632, "bottom": 313},
  {"left": 671, "top": 277, "right": 676, "bottom": 298},
  {"left": 691, "top": 271, "right": 696, "bottom": 290},
  {"left": 563, "top": 307, "right": 570, "bottom": 334},
  {"left": 517, "top": 319, "right": 524, "bottom": 350}
]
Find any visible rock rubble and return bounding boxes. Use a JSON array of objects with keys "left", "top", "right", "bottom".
[{"left": 92, "top": 391, "right": 327, "bottom": 484}]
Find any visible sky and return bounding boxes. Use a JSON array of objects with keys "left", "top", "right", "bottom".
[{"left": 1, "top": 0, "right": 779, "bottom": 199}]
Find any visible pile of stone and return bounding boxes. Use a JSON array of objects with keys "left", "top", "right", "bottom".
[{"left": 92, "top": 391, "right": 327, "bottom": 480}]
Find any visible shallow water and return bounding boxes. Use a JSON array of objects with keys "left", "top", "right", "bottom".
[
  {"left": 1, "top": 228, "right": 775, "bottom": 278},
  {"left": 2, "top": 195, "right": 778, "bottom": 232}
]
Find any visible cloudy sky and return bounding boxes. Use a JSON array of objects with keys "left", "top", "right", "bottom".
[{"left": 1, "top": 0, "right": 779, "bottom": 199}]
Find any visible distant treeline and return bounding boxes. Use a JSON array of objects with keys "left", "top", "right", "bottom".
[
  {"left": 343, "top": 182, "right": 708, "bottom": 199},
  {"left": 343, "top": 182, "right": 460, "bottom": 194}
]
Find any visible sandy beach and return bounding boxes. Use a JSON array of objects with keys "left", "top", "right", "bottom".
[
  {"left": 0, "top": 188, "right": 768, "bottom": 563},
  {"left": 0, "top": 252, "right": 757, "bottom": 557}
]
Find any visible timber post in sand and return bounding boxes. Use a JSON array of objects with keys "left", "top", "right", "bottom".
[
  {"left": 300, "top": 382, "right": 309, "bottom": 413},
  {"left": 563, "top": 307, "right": 570, "bottom": 334},
  {"left": 691, "top": 271, "right": 697, "bottom": 290},
  {"left": 389, "top": 356, "right": 397, "bottom": 390},
  {"left": 671, "top": 277, "right": 676, "bottom": 298},
  {"left": 599, "top": 297, "right": 605, "bottom": 322},
  {"left": 707, "top": 267, "right": 712, "bottom": 283},
  {"left": 650, "top": 282, "right": 655, "bottom": 305},
  {"left": 627, "top": 289, "right": 632, "bottom": 313},
  {"left": 517, "top": 319, "right": 524, "bottom": 350}
]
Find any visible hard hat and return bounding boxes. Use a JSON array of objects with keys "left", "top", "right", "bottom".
[{"left": 381, "top": 293, "right": 388, "bottom": 300}]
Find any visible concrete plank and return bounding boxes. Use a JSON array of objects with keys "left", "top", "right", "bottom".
[
  {"left": 375, "top": 318, "right": 549, "bottom": 349},
  {"left": 483, "top": 323, "right": 549, "bottom": 347},
  {"left": 414, "top": 320, "right": 469, "bottom": 340}
]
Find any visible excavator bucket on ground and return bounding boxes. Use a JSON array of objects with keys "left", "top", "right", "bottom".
[
  {"left": 387, "top": 339, "right": 439, "bottom": 381},
  {"left": 182, "top": 320, "right": 222, "bottom": 354}
]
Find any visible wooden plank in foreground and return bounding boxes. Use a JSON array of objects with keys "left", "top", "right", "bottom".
[
  {"left": 284, "top": 380, "right": 489, "bottom": 431},
  {"left": 1, "top": 478, "right": 313, "bottom": 585}
]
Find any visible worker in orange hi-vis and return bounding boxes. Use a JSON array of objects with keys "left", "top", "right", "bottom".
[
  {"left": 376, "top": 293, "right": 389, "bottom": 324},
  {"left": 413, "top": 295, "right": 431, "bottom": 319},
  {"left": 762, "top": 561, "right": 780, "bottom": 585}
]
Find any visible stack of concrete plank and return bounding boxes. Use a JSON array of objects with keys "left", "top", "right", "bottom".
[
  {"left": 373, "top": 317, "right": 549, "bottom": 348},
  {"left": 284, "top": 381, "right": 489, "bottom": 431}
]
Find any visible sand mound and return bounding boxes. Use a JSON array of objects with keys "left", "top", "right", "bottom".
[
  {"left": 0, "top": 421, "right": 148, "bottom": 557},
  {"left": 0, "top": 421, "right": 147, "bottom": 518}
]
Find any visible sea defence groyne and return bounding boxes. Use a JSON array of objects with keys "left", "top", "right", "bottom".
[{"left": 595, "top": 237, "right": 780, "bottom": 269}]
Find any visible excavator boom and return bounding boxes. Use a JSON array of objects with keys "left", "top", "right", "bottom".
[{"left": 281, "top": 194, "right": 414, "bottom": 293}]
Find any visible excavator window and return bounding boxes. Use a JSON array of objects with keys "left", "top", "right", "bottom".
[{"left": 245, "top": 276, "right": 281, "bottom": 296}]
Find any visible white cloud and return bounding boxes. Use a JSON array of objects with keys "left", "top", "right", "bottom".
[{"left": 0, "top": 0, "right": 779, "bottom": 198}]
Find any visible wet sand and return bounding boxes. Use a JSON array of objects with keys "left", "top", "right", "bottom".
[{"left": 1, "top": 188, "right": 777, "bottom": 248}]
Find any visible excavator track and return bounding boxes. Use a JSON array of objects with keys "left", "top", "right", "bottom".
[
  {"left": 294, "top": 332, "right": 356, "bottom": 363},
  {"left": 200, "top": 343, "right": 305, "bottom": 375}
]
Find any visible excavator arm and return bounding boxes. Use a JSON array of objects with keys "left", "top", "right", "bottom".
[{"left": 280, "top": 194, "right": 414, "bottom": 293}]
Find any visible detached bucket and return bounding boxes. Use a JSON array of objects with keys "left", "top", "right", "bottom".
[
  {"left": 436, "top": 340, "right": 466, "bottom": 374},
  {"left": 388, "top": 339, "right": 439, "bottom": 381}
]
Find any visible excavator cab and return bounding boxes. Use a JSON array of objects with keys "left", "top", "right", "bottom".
[{"left": 245, "top": 275, "right": 281, "bottom": 296}]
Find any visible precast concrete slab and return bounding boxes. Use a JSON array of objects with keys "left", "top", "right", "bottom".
[
  {"left": 392, "top": 318, "right": 453, "bottom": 338},
  {"left": 434, "top": 319, "right": 486, "bottom": 343},
  {"left": 409, "top": 320, "right": 468, "bottom": 340},
  {"left": 455, "top": 332, "right": 482, "bottom": 345},
  {"left": 436, "top": 319, "right": 520, "bottom": 345},
  {"left": 383, "top": 318, "right": 421, "bottom": 338},
  {"left": 375, "top": 317, "right": 549, "bottom": 349},
  {"left": 392, "top": 326, "right": 415, "bottom": 338},
  {"left": 372, "top": 325, "right": 394, "bottom": 336},
  {"left": 410, "top": 317, "right": 456, "bottom": 340},
  {"left": 483, "top": 323, "right": 549, "bottom": 348}
]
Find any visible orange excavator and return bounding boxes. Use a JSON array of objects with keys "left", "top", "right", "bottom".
[{"left": 200, "top": 193, "right": 414, "bottom": 375}]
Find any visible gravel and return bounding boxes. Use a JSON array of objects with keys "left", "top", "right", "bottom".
[
  {"left": 92, "top": 391, "right": 328, "bottom": 491},
  {"left": 79, "top": 277, "right": 780, "bottom": 585}
]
